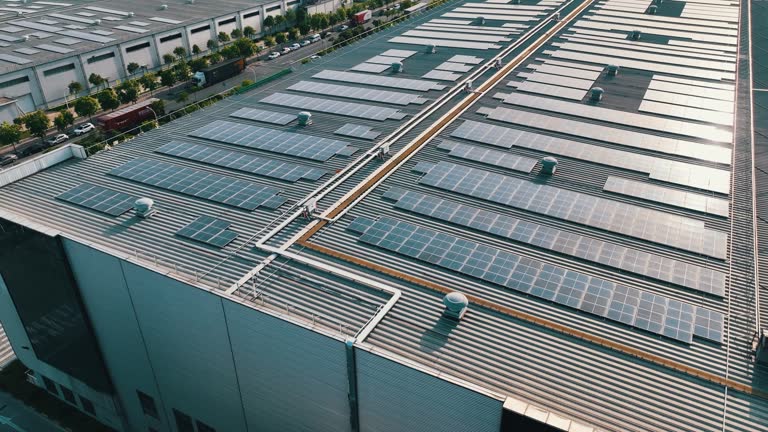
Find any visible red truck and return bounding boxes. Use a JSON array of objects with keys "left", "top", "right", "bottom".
[
  {"left": 353, "top": 10, "right": 372, "bottom": 24},
  {"left": 97, "top": 98, "right": 160, "bottom": 132}
]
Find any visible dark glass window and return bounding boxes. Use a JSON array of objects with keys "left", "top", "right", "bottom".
[
  {"left": 42, "top": 376, "right": 58, "bottom": 395},
  {"left": 218, "top": 17, "right": 236, "bottom": 25},
  {"left": 191, "top": 25, "right": 210, "bottom": 34},
  {"left": 43, "top": 63, "right": 75, "bottom": 76},
  {"left": 87, "top": 52, "right": 115, "bottom": 64},
  {"left": 0, "top": 76, "right": 29, "bottom": 89},
  {"left": 266, "top": 5, "right": 281, "bottom": 11},
  {"left": 159, "top": 33, "right": 182, "bottom": 43},
  {"left": 137, "top": 390, "right": 159, "bottom": 419},
  {"left": 196, "top": 420, "right": 216, "bottom": 432},
  {"left": 60, "top": 386, "right": 76, "bottom": 405},
  {"left": 173, "top": 409, "right": 194, "bottom": 432},
  {"left": 79, "top": 395, "right": 96, "bottom": 415},
  {"left": 126, "top": 42, "right": 151, "bottom": 53},
  {"left": 243, "top": 11, "right": 259, "bottom": 18}
]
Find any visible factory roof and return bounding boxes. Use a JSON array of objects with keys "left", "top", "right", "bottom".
[
  {"left": 0, "top": 0, "right": 272, "bottom": 73},
  {"left": 1, "top": 0, "right": 767, "bottom": 430}
]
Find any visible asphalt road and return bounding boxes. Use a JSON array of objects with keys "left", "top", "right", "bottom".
[{"left": 0, "top": 391, "right": 65, "bottom": 432}]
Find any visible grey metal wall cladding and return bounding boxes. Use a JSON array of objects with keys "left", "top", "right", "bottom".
[
  {"left": 223, "top": 300, "right": 352, "bottom": 432},
  {"left": 122, "top": 262, "right": 248, "bottom": 432},
  {"left": 62, "top": 239, "right": 169, "bottom": 432},
  {"left": 356, "top": 349, "right": 502, "bottom": 432}
]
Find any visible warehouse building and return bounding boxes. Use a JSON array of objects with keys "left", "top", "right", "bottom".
[
  {"left": 0, "top": 0, "right": 767, "bottom": 431},
  {"left": 0, "top": 0, "right": 305, "bottom": 120}
]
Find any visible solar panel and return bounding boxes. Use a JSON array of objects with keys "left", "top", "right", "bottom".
[
  {"left": 515, "top": 72, "right": 595, "bottom": 90},
  {"left": 349, "top": 216, "right": 719, "bottom": 344},
  {"left": 495, "top": 92, "right": 734, "bottom": 143},
  {"left": 56, "top": 183, "right": 136, "bottom": 216},
  {"left": 388, "top": 36, "right": 502, "bottom": 50},
  {"left": 189, "top": 120, "right": 353, "bottom": 161},
  {"left": 313, "top": 70, "right": 446, "bottom": 92},
  {"left": 150, "top": 17, "right": 183, "bottom": 24},
  {"left": 452, "top": 119, "right": 731, "bottom": 193},
  {"left": 58, "top": 29, "right": 114, "bottom": 43},
  {"left": 422, "top": 70, "right": 462, "bottom": 81},
  {"left": 334, "top": 124, "right": 381, "bottom": 140},
  {"left": 639, "top": 100, "right": 733, "bottom": 126},
  {"left": 48, "top": 13, "right": 95, "bottom": 24},
  {"left": 509, "top": 81, "right": 587, "bottom": 100},
  {"left": 350, "top": 62, "right": 391, "bottom": 73},
  {"left": 417, "top": 161, "right": 728, "bottom": 259},
  {"left": 109, "top": 158, "right": 282, "bottom": 211},
  {"left": 156, "top": 141, "right": 327, "bottom": 182},
  {"left": 287, "top": 81, "right": 427, "bottom": 106},
  {"left": 364, "top": 55, "right": 405, "bottom": 65},
  {"left": 448, "top": 55, "right": 484, "bottom": 64},
  {"left": 380, "top": 49, "right": 417, "bottom": 57},
  {"left": 481, "top": 106, "right": 731, "bottom": 164},
  {"left": 176, "top": 215, "right": 238, "bottom": 248},
  {"left": 437, "top": 140, "right": 538, "bottom": 173},
  {"left": 54, "top": 37, "right": 80, "bottom": 45},
  {"left": 604, "top": 177, "right": 729, "bottom": 217},
  {"left": 384, "top": 188, "right": 726, "bottom": 296},
  {"left": 0, "top": 53, "right": 32, "bottom": 64},
  {"left": 402, "top": 29, "right": 511, "bottom": 43},
  {"left": 435, "top": 62, "right": 473, "bottom": 72},
  {"left": 84, "top": 6, "right": 131, "bottom": 16},
  {"left": 115, "top": 25, "right": 149, "bottom": 34},
  {"left": 643, "top": 89, "right": 733, "bottom": 113},
  {"left": 259, "top": 93, "right": 406, "bottom": 121},
  {"left": 694, "top": 307, "right": 724, "bottom": 342},
  {"left": 13, "top": 47, "right": 40, "bottom": 55},
  {"left": 230, "top": 107, "right": 296, "bottom": 125}
]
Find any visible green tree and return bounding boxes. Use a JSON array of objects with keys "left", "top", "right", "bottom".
[
  {"left": 138, "top": 72, "right": 159, "bottom": 94},
  {"left": 263, "top": 36, "right": 276, "bottom": 47},
  {"left": 217, "top": 31, "right": 230, "bottom": 43},
  {"left": 53, "top": 109, "right": 75, "bottom": 132},
  {"left": 159, "top": 69, "right": 177, "bottom": 88},
  {"left": 173, "top": 61, "right": 191, "bottom": 81},
  {"left": 116, "top": 80, "right": 140, "bottom": 104},
  {"left": 192, "top": 44, "right": 201, "bottom": 55},
  {"left": 274, "top": 15, "right": 285, "bottom": 30},
  {"left": 231, "top": 28, "right": 243, "bottom": 38},
  {"left": 73, "top": 97, "right": 100, "bottom": 122},
  {"left": 233, "top": 38, "right": 255, "bottom": 57},
  {"left": 0, "top": 121, "right": 22, "bottom": 153},
  {"left": 400, "top": 0, "right": 413, "bottom": 9},
  {"left": 208, "top": 52, "right": 223, "bottom": 64},
  {"left": 149, "top": 99, "right": 166, "bottom": 117},
  {"left": 162, "top": 53, "right": 176, "bottom": 64},
  {"left": 275, "top": 32, "right": 287, "bottom": 44},
  {"left": 243, "top": 26, "right": 256, "bottom": 39},
  {"left": 22, "top": 110, "right": 51, "bottom": 142},
  {"left": 127, "top": 62, "right": 141, "bottom": 75},
  {"left": 173, "top": 46, "right": 187, "bottom": 59},
  {"left": 220, "top": 45, "right": 241, "bottom": 59},
  {"left": 285, "top": 9, "right": 296, "bottom": 24},
  {"left": 263, "top": 15, "right": 275, "bottom": 33},
  {"left": 88, "top": 73, "right": 106, "bottom": 89},
  {"left": 207, "top": 39, "right": 218, "bottom": 51},
  {"left": 299, "top": 23, "right": 311, "bottom": 35},
  {"left": 189, "top": 58, "right": 208, "bottom": 72},
  {"left": 68, "top": 81, "right": 83, "bottom": 96},
  {"left": 97, "top": 88, "right": 120, "bottom": 111}
]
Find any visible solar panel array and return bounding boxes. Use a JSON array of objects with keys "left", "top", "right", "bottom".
[
  {"left": 260, "top": 93, "right": 406, "bottom": 121},
  {"left": 384, "top": 188, "right": 725, "bottom": 296},
  {"left": 109, "top": 158, "right": 284, "bottom": 211},
  {"left": 452, "top": 119, "right": 731, "bottom": 194},
  {"left": 176, "top": 215, "right": 238, "bottom": 248},
  {"left": 604, "top": 177, "right": 729, "bottom": 217},
  {"left": 189, "top": 120, "right": 353, "bottom": 161},
  {"left": 437, "top": 140, "right": 538, "bottom": 173},
  {"left": 313, "top": 70, "right": 447, "bottom": 92},
  {"left": 334, "top": 124, "right": 381, "bottom": 140},
  {"left": 156, "top": 141, "right": 327, "bottom": 182},
  {"left": 230, "top": 108, "right": 297, "bottom": 125},
  {"left": 287, "top": 81, "right": 427, "bottom": 106},
  {"left": 350, "top": 216, "right": 722, "bottom": 344},
  {"left": 56, "top": 183, "right": 136, "bottom": 216},
  {"left": 417, "top": 162, "right": 728, "bottom": 259}
]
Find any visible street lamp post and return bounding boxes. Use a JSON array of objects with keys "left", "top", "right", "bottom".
[{"left": 145, "top": 107, "right": 160, "bottom": 129}]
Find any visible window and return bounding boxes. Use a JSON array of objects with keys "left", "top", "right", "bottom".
[
  {"left": 196, "top": 420, "right": 216, "bottom": 432},
  {"left": 173, "top": 409, "right": 194, "bottom": 432},
  {"left": 42, "top": 376, "right": 58, "bottom": 395},
  {"left": 137, "top": 390, "right": 159, "bottom": 419},
  {"left": 87, "top": 52, "right": 115, "bottom": 64},
  {"left": 266, "top": 5, "right": 281, "bottom": 12},
  {"left": 0, "top": 76, "right": 29, "bottom": 89},
  {"left": 218, "top": 17, "right": 236, "bottom": 26},
  {"left": 79, "top": 395, "right": 96, "bottom": 415},
  {"left": 43, "top": 63, "right": 75, "bottom": 77},
  {"left": 287, "top": 0, "right": 299, "bottom": 5},
  {"left": 159, "top": 33, "right": 182, "bottom": 43},
  {"left": 126, "top": 42, "right": 151, "bottom": 53},
  {"left": 191, "top": 25, "right": 210, "bottom": 34},
  {"left": 60, "top": 385, "right": 76, "bottom": 405},
  {"left": 243, "top": 10, "right": 259, "bottom": 18}
]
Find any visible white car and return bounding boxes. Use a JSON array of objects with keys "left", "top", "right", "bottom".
[
  {"left": 281, "top": 47, "right": 292, "bottom": 54},
  {"left": 45, "top": 133, "right": 68, "bottom": 146},
  {"left": 338, "top": 25, "right": 349, "bottom": 31},
  {"left": 310, "top": 55, "right": 321, "bottom": 60},
  {"left": 73, "top": 122, "right": 95, "bottom": 136},
  {"left": 300, "top": 40, "right": 311, "bottom": 46},
  {"left": 290, "top": 43, "right": 301, "bottom": 50},
  {"left": 268, "top": 52, "right": 280, "bottom": 60}
]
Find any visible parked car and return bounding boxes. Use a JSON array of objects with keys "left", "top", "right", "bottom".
[
  {"left": 310, "top": 55, "right": 321, "bottom": 60},
  {"left": 337, "top": 25, "right": 349, "bottom": 32},
  {"left": 45, "top": 133, "right": 68, "bottom": 146},
  {"left": 268, "top": 52, "right": 281, "bottom": 60},
  {"left": 290, "top": 43, "right": 301, "bottom": 50},
  {"left": 73, "top": 122, "right": 95, "bottom": 136},
  {"left": 309, "top": 34, "right": 321, "bottom": 43},
  {"left": 300, "top": 40, "right": 311, "bottom": 46},
  {"left": 281, "top": 47, "right": 292, "bottom": 54},
  {"left": 0, "top": 154, "right": 18, "bottom": 167}
]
